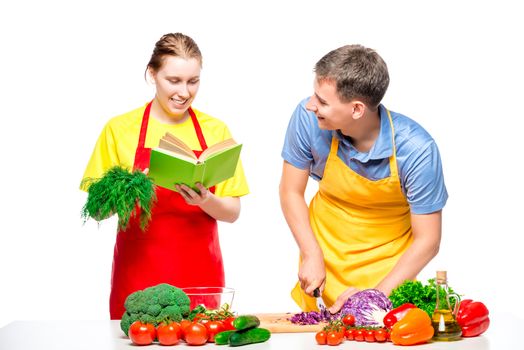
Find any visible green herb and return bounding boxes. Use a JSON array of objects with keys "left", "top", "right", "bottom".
[
  {"left": 81, "top": 166, "right": 156, "bottom": 230},
  {"left": 389, "top": 279, "right": 457, "bottom": 317}
]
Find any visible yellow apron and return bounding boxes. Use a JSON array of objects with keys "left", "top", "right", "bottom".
[{"left": 291, "top": 109, "right": 413, "bottom": 311}]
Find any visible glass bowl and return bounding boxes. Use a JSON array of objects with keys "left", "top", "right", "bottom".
[{"left": 181, "top": 286, "right": 235, "bottom": 311}]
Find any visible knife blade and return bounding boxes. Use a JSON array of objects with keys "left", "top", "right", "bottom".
[{"left": 313, "top": 287, "right": 326, "bottom": 311}]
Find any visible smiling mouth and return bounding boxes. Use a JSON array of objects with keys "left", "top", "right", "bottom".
[{"left": 171, "top": 97, "right": 188, "bottom": 105}]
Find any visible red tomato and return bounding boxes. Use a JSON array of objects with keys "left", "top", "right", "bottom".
[
  {"left": 364, "top": 329, "right": 376, "bottom": 342},
  {"left": 205, "top": 320, "right": 225, "bottom": 343},
  {"left": 315, "top": 330, "right": 327, "bottom": 345},
  {"left": 179, "top": 319, "right": 192, "bottom": 340},
  {"left": 223, "top": 316, "right": 236, "bottom": 331},
  {"left": 342, "top": 314, "right": 356, "bottom": 327},
  {"left": 374, "top": 328, "right": 387, "bottom": 343},
  {"left": 157, "top": 322, "right": 181, "bottom": 345},
  {"left": 129, "top": 321, "right": 156, "bottom": 346},
  {"left": 354, "top": 329, "right": 365, "bottom": 342},
  {"left": 185, "top": 322, "right": 208, "bottom": 346},
  {"left": 327, "top": 331, "right": 344, "bottom": 346},
  {"left": 344, "top": 328, "right": 355, "bottom": 340}
]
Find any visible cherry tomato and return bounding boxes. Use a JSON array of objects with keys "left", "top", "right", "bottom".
[
  {"left": 157, "top": 322, "right": 181, "bottom": 345},
  {"left": 223, "top": 316, "right": 236, "bottom": 330},
  {"left": 344, "top": 328, "right": 355, "bottom": 340},
  {"left": 354, "top": 329, "right": 365, "bottom": 342},
  {"left": 364, "top": 329, "right": 376, "bottom": 342},
  {"left": 205, "top": 320, "right": 225, "bottom": 342},
  {"left": 185, "top": 322, "right": 208, "bottom": 346},
  {"left": 315, "top": 330, "right": 327, "bottom": 345},
  {"left": 342, "top": 314, "right": 356, "bottom": 327},
  {"left": 383, "top": 315, "right": 397, "bottom": 329},
  {"left": 327, "top": 330, "right": 344, "bottom": 346},
  {"left": 129, "top": 321, "right": 156, "bottom": 346},
  {"left": 179, "top": 319, "right": 192, "bottom": 340},
  {"left": 374, "top": 328, "right": 387, "bottom": 343}
]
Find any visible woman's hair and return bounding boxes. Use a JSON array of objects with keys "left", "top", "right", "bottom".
[
  {"left": 147, "top": 33, "right": 202, "bottom": 73},
  {"left": 314, "top": 44, "right": 389, "bottom": 108}
]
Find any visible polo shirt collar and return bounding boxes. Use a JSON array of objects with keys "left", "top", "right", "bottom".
[{"left": 335, "top": 104, "right": 393, "bottom": 163}]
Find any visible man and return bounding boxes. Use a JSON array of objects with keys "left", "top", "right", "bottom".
[{"left": 279, "top": 44, "right": 447, "bottom": 313}]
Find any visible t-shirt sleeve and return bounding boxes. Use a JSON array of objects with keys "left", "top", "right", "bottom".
[
  {"left": 213, "top": 125, "right": 249, "bottom": 198},
  {"left": 80, "top": 122, "right": 120, "bottom": 191},
  {"left": 281, "top": 101, "right": 314, "bottom": 170},
  {"left": 404, "top": 141, "right": 448, "bottom": 214}
]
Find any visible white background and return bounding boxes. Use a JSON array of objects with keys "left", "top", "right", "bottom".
[{"left": 1, "top": 0, "right": 523, "bottom": 328}]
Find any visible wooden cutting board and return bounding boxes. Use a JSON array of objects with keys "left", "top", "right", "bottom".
[{"left": 254, "top": 313, "right": 325, "bottom": 333}]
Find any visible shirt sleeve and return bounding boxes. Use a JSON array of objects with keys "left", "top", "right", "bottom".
[
  {"left": 80, "top": 122, "right": 120, "bottom": 191},
  {"left": 281, "top": 101, "right": 314, "bottom": 170},
  {"left": 213, "top": 125, "right": 249, "bottom": 198},
  {"left": 403, "top": 141, "right": 448, "bottom": 214}
]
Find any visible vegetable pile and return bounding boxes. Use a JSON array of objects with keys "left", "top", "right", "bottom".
[
  {"left": 121, "top": 288, "right": 271, "bottom": 347},
  {"left": 81, "top": 166, "right": 156, "bottom": 230}
]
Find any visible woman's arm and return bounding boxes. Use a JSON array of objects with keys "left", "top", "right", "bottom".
[{"left": 176, "top": 183, "right": 240, "bottom": 223}]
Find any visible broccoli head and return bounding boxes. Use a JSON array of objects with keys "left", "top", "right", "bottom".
[{"left": 120, "top": 283, "right": 190, "bottom": 336}]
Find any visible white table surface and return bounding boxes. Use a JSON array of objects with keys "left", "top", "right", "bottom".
[{"left": 0, "top": 312, "right": 521, "bottom": 350}]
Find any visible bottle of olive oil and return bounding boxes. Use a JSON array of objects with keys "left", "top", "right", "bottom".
[{"left": 431, "top": 271, "right": 462, "bottom": 341}]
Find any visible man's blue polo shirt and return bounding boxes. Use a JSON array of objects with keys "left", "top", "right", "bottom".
[{"left": 281, "top": 98, "right": 448, "bottom": 214}]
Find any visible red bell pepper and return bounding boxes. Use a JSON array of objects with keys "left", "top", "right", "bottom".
[
  {"left": 456, "top": 299, "right": 490, "bottom": 337},
  {"left": 383, "top": 303, "right": 416, "bottom": 329}
]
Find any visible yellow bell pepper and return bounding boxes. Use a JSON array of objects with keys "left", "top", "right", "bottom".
[{"left": 390, "top": 308, "right": 434, "bottom": 346}]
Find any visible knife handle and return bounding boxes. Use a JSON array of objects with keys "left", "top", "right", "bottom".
[{"left": 313, "top": 288, "right": 321, "bottom": 298}]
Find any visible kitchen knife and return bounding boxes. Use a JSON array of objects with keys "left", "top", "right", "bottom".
[{"left": 313, "top": 287, "right": 327, "bottom": 311}]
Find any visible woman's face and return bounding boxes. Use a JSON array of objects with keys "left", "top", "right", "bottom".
[{"left": 151, "top": 56, "right": 201, "bottom": 119}]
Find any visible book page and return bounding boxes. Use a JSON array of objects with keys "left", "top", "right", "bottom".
[
  {"left": 199, "top": 138, "right": 238, "bottom": 161},
  {"left": 159, "top": 132, "right": 197, "bottom": 160},
  {"left": 153, "top": 147, "right": 198, "bottom": 164}
]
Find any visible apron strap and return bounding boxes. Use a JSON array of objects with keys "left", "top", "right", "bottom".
[
  {"left": 137, "top": 101, "right": 153, "bottom": 149},
  {"left": 189, "top": 107, "right": 208, "bottom": 151}
]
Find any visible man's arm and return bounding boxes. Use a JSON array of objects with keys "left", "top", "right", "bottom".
[
  {"left": 279, "top": 161, "right": 325, "bottom": 296},
  {"left": 329, "top": 210, "right": 442, "bottom": 313},
  {"left": 374, "top": 210, "right": 442, "bottom": 295}
]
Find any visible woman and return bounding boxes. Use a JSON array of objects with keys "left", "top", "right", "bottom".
[{"left": 81, "top": 33, "right": 249, "bottom": 319}]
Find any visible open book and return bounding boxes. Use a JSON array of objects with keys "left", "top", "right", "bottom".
[{"left": 148, "top": 132, "right": 242, "bottom": 192}]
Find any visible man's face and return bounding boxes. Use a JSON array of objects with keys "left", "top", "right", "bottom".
[{"left": 305, "top": 78, "right": 356, "bottom": 131}]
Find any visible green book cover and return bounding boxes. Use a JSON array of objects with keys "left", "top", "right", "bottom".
[{"left": 149, "top": 143, "right": 242, "bottom": 192}]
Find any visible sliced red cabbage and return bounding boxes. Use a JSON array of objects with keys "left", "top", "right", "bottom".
[{"left": 289, "top": 289, "right": 392, "bottom": 326}]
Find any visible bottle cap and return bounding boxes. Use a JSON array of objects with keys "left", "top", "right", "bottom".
[{"left": 436, "top": 270, "right": 447, "bottom": 282}]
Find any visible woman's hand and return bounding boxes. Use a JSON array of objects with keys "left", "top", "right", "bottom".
[
  {"left": 328, "top": 286, "right": 361, "bottom": 313},
  {"left": 299, "top": 253, "right": 326, "bottom": 297},
  {"left": 176, "top": 183, "right": 210, "bottom": 206}
]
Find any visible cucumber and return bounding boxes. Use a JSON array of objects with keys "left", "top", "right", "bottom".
[
  {"left": 214, "top": 330, "right": 235, "bottom": 345},
  {"left": 229, "top": 327, "right": 271, "bottom": 347},
  {"left": 232, "top": 315, "right": 260, "bottom": 331}
]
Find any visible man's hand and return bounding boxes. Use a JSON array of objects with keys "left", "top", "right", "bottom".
[
  {"left": 299, "top": 253, "right": 326, "bottom": 296},
  {"left": 328, "top": 286, "right": 360, "bottom": 313},
  {"left": 176, "top": 183, "right": 210, "bottom": 206}
]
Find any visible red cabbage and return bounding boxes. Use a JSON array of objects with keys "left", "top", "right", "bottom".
[{"left": 339, "top": 289, "right": 392, "bottom": 327}]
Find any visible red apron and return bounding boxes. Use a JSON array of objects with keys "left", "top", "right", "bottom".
[{"left": 109, "top": 101, "right": 224, "bottom": 319}]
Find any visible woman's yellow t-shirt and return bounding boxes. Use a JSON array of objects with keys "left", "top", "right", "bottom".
[{"left": 81, "top": 104, "right": 249, "bottom": 198}]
